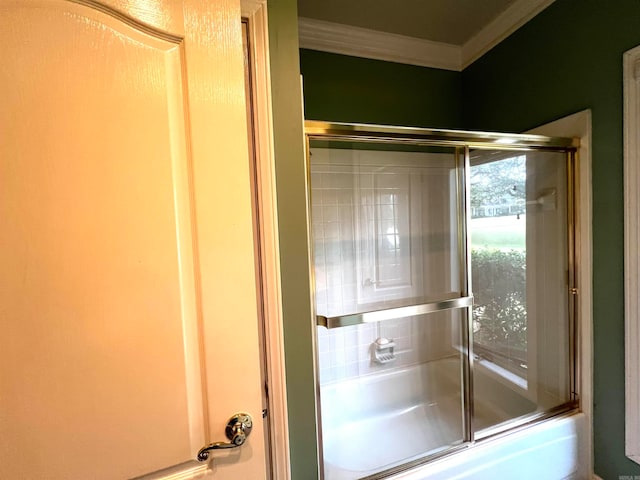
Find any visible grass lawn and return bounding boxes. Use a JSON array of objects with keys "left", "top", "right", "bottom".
[{"left": 470, "top": 215, "right": 526, "bottom": 250}]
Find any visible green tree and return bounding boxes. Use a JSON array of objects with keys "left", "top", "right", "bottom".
[
  {"left": 471, "top": 249, "right": 527, "bottom": 353},
  {"left": 470, "top": 155, "right": 526, "bottom": 211}
]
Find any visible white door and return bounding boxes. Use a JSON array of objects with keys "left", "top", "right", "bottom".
[{"left": 0, "top": 1, "right": 268, "bottom": 479}]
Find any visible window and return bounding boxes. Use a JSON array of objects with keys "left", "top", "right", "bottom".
[{"left": 470, "top": 155, "right": 528, "bottom": 381}]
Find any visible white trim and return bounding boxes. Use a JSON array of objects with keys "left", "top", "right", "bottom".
[
  {"left": 131, "top": 462, "right": 208, "bottom": 480},
  {"left": 297, "top": 0, "right": 554, "bottom": 71},
  {"left": 461, "top": 0, "right": 555, "bottom": 69},
  {"left": 241, "top": 0, "right": 264, "bottom": 17},
  {"left": 624, "top": 44, "right": 640, "bottom": 466},
  {"left": 242, "top": 1, "right": 291, "bottom": 478},
  {"left": 297, "top": 17, "right": 461, "bottom": 71},
  {"left": 528, "top": 109, "right": 594, "bottom": 479}
]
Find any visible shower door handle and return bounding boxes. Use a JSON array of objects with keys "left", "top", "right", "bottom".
[{"left": 196, "top": 413, "right": 253, "bottom": 461}]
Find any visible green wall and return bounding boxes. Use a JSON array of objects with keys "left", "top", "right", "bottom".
[
  {"left": 463, "top": 1, "right": 640, "bottom": 478},
  {"left": 300, "top": 49, "right": 463, "bottom": 128},
  {"left": 268, "top": 2, "right": 319, "bottom": 479}
]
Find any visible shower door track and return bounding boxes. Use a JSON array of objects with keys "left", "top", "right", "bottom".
[{"left": 305, "top": 120, "right": 578, "bottom": 150}]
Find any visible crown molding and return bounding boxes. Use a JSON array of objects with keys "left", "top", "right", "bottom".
[
  {"left": 461, "top": 0, "right": 555, "bottom": 68},
  {"left": 298, "top": 17, "right": 461, "bottom": 71},
  {"left": 298, "top": 0, "right": 554, "bottom": 71}
]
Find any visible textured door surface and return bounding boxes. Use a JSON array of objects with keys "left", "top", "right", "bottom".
[{"left": 0, "top": 1, "right": 266, "bottom": 478}]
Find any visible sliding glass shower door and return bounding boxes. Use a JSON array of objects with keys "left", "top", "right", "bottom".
[
  {"left": 306, "top": 122, "right": 577, "bottom": 480},
  {"left": 469, "top": 149, "right": 573, "bottom": 437},
  {"left": 310, "top": 141, "right": 471, "bottom": 479}
]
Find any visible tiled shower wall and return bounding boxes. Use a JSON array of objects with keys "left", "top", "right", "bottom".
[{"left": 310, "top": 148, "right": 460, "bottom": 385}]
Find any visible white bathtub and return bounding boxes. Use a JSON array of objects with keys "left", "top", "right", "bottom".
[{"left": 319, "top": 358, "right": 586, "bottom": 480}]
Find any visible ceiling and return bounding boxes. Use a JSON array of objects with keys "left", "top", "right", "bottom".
[
  {"left": 297, "top": 0, "right": 518, "bottom": 46},
  {"left": 296, "top": 0, "right": 554, "bottom": 70}
]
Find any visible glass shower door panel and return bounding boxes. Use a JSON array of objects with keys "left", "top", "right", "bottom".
[
  {"left": 309, "top": 143, "right": 462, "bottom": 321},
  {"left": 317, "top": 309, "right": 466, "bottom": 480},
  {"left": 310, "top": 141, "right": 468, "bottom": 479},
  {"left": 469, "top": 150, "right": 572, "bottom": 435}
]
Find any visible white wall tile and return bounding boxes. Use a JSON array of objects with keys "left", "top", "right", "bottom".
[{"left": 311, "top": 150, "right": 458, "bottom": 385}]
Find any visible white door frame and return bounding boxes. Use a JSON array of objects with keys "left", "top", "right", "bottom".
[
  {"left": 241, "top": 1, "right": 291, "bottom": 479},
  {"left": 624, "top": 44, "right": 640, "bottom": 466}
]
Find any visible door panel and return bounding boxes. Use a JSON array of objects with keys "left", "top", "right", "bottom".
[{"left": 0, "top": 1, "right": 266, "bottom": 479}]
